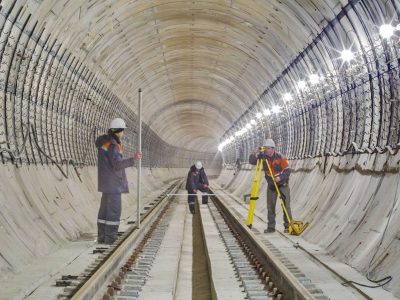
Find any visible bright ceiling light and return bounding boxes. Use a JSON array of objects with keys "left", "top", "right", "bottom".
[
  {"left": 271, "top": 105, "right": 281, "bottom": 114},
  {"left": 256, "top": 112, "right": 262, "bottom": 119},
  {"left": 309, "top": 74, "right": 319, "bottom": 84},
  {"left": 263, "top": 109, "right": 271, "bottom": 116},
  {"left": 235, "top": 131, "right": 241, "bottom": 136},
  {"left": 379, "top": 24, "right": 395, "bottom": 39},
  {"left": 218, "top": 144, "right": 223, "bottom": 151},
  {"left": 297, "top": 80, "right": 306, "bottom": 90},
  {"left": 341, "top": 49, "right": 354, "bottom": 62},
  {"left": 283, "top": 93, "right": 293, "bottom": 101},
  {"left": 246, "top": 123, "right": 252, "bottom": 129},
  {"left": 250, "top": 119, "right": 256, "bottom": 125}
]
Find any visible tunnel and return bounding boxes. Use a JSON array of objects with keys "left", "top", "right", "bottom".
[{"left": 0, "top": 0, "right": 399, "bottom": 299}]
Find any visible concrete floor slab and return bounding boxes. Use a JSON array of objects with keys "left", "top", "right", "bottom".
[
  {"left": 175, "top": 201, "right": 193, "bottom": 300},
  {"left": 199, "top": 203, "right": 246, "bottom": 300},
  {"left": 140, "top": 198, "right": 186, "bottom": 299}
]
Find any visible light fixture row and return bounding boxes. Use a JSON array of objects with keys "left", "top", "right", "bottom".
[
  {"left": 280, "top": 23, "right": 399, "bottom": 103},
  {"left": 218, "top": 105, "right": 281, "bottom": 151},
  {"left": 218, "top": 24, "right": 398, "bottom": 152}
]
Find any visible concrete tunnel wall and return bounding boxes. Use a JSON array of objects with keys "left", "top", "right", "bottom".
[
  {"left": 0, "top": 165, "right": 220, "bottom": 281},
  {"left": 216, "top": 152, "right": 400, "bottom": 297},
  {"left": 0, "top": 0, "right": 399, "bottom": 298}
]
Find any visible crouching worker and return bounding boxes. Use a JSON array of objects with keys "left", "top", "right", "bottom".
[
  {"left": 195, "top": 161, "right": 209, "bottom": 204},
  {"left": 185, "top": 161, "right": 210, "bottom": 213},
  {"left": 186, "top": 165, "right": 199, "bottom": 214},
  {"left": 96, "top": 118, "right": 142, "bottom": 244}
]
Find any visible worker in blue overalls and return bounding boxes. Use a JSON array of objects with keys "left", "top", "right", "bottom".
[
  {"left": 95, "top": 118, "right": 142, "bottom": 244},
  {"left": 185, "top": 161, "right": 209, "bottom": 213}
]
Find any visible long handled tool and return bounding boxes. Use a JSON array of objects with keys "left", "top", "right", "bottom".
[{"left": 264, "top": 159, "right": 308, "bottom": 235}]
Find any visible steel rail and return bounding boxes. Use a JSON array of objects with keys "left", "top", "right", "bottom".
[
  {"left": 210, "top": 193, "right": 317, "bottom": 300},
  {"left": 217, "top": 188, "right": 374, "bottom": 300},
  {"left": 65, "top": 181, "right": 181, "bottom": 300}
]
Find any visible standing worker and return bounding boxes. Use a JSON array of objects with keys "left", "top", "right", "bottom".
[
  {"left": 249, "top": 138, "right": 292, "bottom": 233},
  {"left": 185, "top": 161, "right": 210, "bottom": 213},
  {"left": 95, "top": 118, "right": 142, "bottom": 244}
]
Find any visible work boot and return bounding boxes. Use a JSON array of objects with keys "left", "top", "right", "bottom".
[
  {"left": 264, "top": 228, "right": 275, "bottom": 233},
  {"left": 97, "top": 224, "right": 105, "bottom": 244},
  {"left": 284, "top": 228, "right": 289, "bottom": 233},
  {"left": 189, "top": 203, "right": 195, "bottom": 214}
]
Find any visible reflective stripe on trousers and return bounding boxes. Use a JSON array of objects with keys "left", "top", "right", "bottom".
[
  {"left": 97, "top": 193, "right": 122, "bottom": 243},
  {"left": 187, "top": 190, "right": 196, "bottom": 213},
  {"left": 97, "top": 219, "right": 120, "bottom": 225}
]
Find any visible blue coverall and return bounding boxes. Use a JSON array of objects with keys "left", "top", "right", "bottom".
[{"left": 96, "top": 134, "right": 134, "bottom": 244}]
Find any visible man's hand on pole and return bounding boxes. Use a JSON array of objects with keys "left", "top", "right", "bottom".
[{"left": 134, "top": 151, "right": 142, "bottom": 160}]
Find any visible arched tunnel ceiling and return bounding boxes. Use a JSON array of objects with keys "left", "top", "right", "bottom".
[{"left": 19, "top": 0, "right": 341, "bottom": 152}]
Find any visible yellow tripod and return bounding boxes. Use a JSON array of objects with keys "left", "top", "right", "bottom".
[
  {"left": 245, "top": 157, "right": 264, "bottom": 229},
  {"left": 246, "top": 152, "right": 308, "bottom": 235}
]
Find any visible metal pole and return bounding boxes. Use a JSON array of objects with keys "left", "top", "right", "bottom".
[{"left": 137, "top": 88, "right": 142, "bottom": 228}]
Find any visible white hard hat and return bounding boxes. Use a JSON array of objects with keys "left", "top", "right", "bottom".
[
  {"left": 109, "top": 118, "right": 127, "bottom": 129},
  {"left": 195, "top": 161, "right": 203, "bottom": 169},
  {"left": 263, "top": 138, "right": 275, "bottom": 148}
]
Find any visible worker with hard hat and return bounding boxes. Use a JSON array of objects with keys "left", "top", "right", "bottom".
[
  {"left": 95, "top": 117, "right": 142, "bottom": 244},
  {"left": 249, "top": 138, "right": 292, "bottom": 233},
  {"left": 185, "top": 161, "right": 209, "bottom": 213}
]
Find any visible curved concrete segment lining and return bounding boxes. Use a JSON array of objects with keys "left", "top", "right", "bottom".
[{"left": 0, "top": 0, "right": 399, "bottom": 298}]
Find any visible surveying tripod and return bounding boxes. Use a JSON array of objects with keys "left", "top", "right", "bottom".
[
  {"left": 246, "top": 147, "right": 308, "bottom": 235},
  {"left": 246, "top": 154, "right": 265, "bottom": 228},
  {"left": 246, "top": 154, "right": 291, "bottom": 228}
]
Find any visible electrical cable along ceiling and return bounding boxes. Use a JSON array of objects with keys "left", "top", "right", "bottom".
[
  {"left": 0, "top": 0, "right": 343, "bottom": 167},
  {"left": 219, "top": 1, "right": 400, "bottom": 164},
  {"left": 0, "top": 0, "right": 399, "bottom": 169}
]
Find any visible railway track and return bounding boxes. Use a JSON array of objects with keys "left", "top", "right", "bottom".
[
  {"left": 56, "top": 185, "right": 371, "bottom": 300},
  {"left": 56, "top": 181, "right": 181, "bottom": 300}
]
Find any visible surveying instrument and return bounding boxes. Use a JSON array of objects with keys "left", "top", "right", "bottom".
[{"left": 246, "top": 146, "right": 308, "bottom": 235}]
